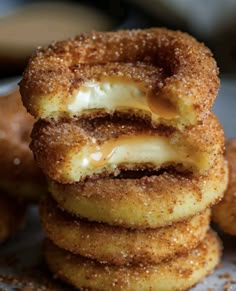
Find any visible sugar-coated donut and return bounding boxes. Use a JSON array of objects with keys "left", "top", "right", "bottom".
[
  {"left": 31, "top": 113, "right": 224, "bottom": 184},
  {"left": 44, "top": 230, "right": 221, "bottom": 291},
  {"left": 20, "top": 28, "right": 219, "bottom": 129},
  {"left": 0, "top": 89, "right": 45, "bottom": 201},
  {"left": 212, "top": 139, "right": 236, "bottom": 235},
  {"left": 49, "top": 156, "right": 228, "bottom": 228},
  {"left": 0, "top": 194, "right": 26, "bottom": 242}
]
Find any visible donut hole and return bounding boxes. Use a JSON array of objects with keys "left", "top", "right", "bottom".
[{"left": 112, "top": 166, "right": 192, "bottom": 180}]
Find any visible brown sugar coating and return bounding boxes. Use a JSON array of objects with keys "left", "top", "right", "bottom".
[
  {"left": 30, "top": 113, "right": 224, "bottom": 184},
  {"left": 49, "top": 156, "right": 228, "bottom": 228},
  {"left": 71, "top": 62, "right": 166, "bottom": 91},
  {"left": 212, "top": 139, "right": 236, "bottom": 235},
  {"left": 20, "top": 28, "right": 219, "bottom": 127},
  {"left": 40, "top": 193, "right": 210, "bottom": 266},
  {"left": 0, "top": 194, "right": 26, "bottom": 242},
  {"left": 0, "top": 89, "right": 45, "bottom": 201},
  {"left": 44, "top": 230, "right": 221, "bottom": 291}
]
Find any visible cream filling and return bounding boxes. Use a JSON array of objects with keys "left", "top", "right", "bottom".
[
  {"left": 67, "top": 81, "right": 178, "bottom": 120},
  {"left": 65, "top": 136, "right": 205, "bottom": 182}
]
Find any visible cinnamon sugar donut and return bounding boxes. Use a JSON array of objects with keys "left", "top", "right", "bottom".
[
  {"left": 212, "top": 139, "right": 236, "bottom": 235},
  {"left": 31, "top": 113, "right": 224, "bottom": 184},
  {"left": 49, "top": 156, "right": 228, "bottom": 228},
  {"left": 40, "top": 194, "right": 210, "bottom": 265},
  {"left": 20, "top": 28, "right": 219, "bottom": 129},
  {"left": 0, "top": 89, "right": 45, "bottom": 201},
  {"left": 0, "top": 194, "right": 26, "bottom": 242},
  {"left": 44, "top": 230, "right": 221, "bottom": 291}
]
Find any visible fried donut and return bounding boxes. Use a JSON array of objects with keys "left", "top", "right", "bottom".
[
  {"left": 0, "top": 89, "right": 45, "bottom": 201},
  {"left": 49, "top": 156, "right": 228, "bottom": 228},
  {"left": 212, "top": 139, "right": 236, "bottom": 235},
  {"left": 44, "top": 230, "right": 221, "bottom": 291},
  {"left": 31, "top": 113, "right": 224, "bottom": 184},
  {"left": 20, "top": 28, "right": 219, "bottom": 129},
  {"left": 0, "top": 194, "right": 26, "bottom": 242},
  {"left": 41, "top": 193, "right": 210, "bottom": 265}
]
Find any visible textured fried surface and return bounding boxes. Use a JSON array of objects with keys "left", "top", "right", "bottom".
[
  {"left": 212, "top": 139, "right": 236, "bottom": 235},
  {"left": 20, "top": 28, "right": 219, "bottom": 128},
  {"left": 40, "top": 194, "right": 210, "bottom": 265},
  {"left": 31, "top": 113, "right": 224, "bottom": 183},
  {"left": 44, "top": 230, "right": 221, "bottom": 291},
  {"left": 0, "top": 194, "right": 26, "bottom": 242},
  {"left": 49, "top": 156, "right": 228, "bottom": 228},
  {"left": 0, "top": 89, "right": 45, "bottom": 201}
]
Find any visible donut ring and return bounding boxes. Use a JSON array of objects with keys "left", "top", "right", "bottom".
[
  {"left": 20, "top": 28, "right": 219, "bottom": 129},
  {"left": 212, "top": 139, "right": 236, "bottom": 235},
  {"left": 41, "top": 194, "right": 210, "bottom": 265},
  {"left": 31, "top": 113, "right": 224, "bottom": 184},
  {"left": 44, "top": 230, "right": 221, "bottom": 291},
  {"left": 0, "top": 89, "right": 45, "bottom": 201},
  {"left": 0, "top": 194, "right": 26, "bottom": 242},
  {"left": 49, "top": 156, "right": 228, "bottom": 228}
]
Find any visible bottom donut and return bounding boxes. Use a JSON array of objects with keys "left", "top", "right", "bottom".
[
  {"left": 0, "top": 194, "right": 26, "bottom": 242},
  {"left": 45, "top": 230, "right": 221, "bottom": 291}
]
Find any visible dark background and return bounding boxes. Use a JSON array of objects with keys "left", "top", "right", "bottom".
[{"left": 0, "top": 0, "right": 235, "bottom": 78}]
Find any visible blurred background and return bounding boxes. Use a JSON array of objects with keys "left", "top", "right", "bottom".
[{"left": 0, "top": 0, "right": 236, "bottom": 78}]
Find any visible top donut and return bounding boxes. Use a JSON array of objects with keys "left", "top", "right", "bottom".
[{"left": 20, "top": 28, "right": 219, "bottom": 129}]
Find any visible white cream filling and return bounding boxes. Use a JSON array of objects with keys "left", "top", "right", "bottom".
[
  {"left": 65, "top": 136, "right": 203, "bottom": 181},
  {"left": 68, "top": 81, "right": 148, "bottom": 112},
  {"left": 67, "top": 81, "right": 177, "bottom": 119}
]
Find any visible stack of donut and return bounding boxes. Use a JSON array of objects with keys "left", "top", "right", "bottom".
[
  {"left": 0, "top": 89, "right": 45, "bottom": 242},
  {"left": 20, "top": 28, "right": 228, "bottom": 290}
]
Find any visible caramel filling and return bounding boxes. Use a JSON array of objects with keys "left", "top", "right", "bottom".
[
  {"left": 66, "top": 135, "right": 205, "bottom": 181},
  {"left": 147, "top": 92, "right": 177, "bottom": 119},
  {"left": 68, "top": 78, "right": 178, "bottom": 120}
]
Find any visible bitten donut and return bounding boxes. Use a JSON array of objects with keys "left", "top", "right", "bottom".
[
  {"left": 212, "top": 139, "right": 236, "bottom": 235},
  {"left": 31, "top": 113, "right": 224, "bottom": 184},
  {"left": 20, "top": 28, "right": 219, "bottom": 129},
  {"left": 44, "top": 230, "right": 221, "bottom": 291},
  {"left": 49, "top": 156, "right": 228, "bottom": 228},
  {"left": 0, "top": 89, "right": 45, "bottom": 201},
  {"left": 0, "top": 194, "right": 26, "bottom": 242},
  {"left": 40, "top": 194, "right": 210, "bottom": 265}
]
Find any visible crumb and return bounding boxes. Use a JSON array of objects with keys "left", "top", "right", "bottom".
[
  {"left": 231, "top": 279, "right": 236, "bottom": 284},
  {"left": 218, "top": 273, "right": 231, "bottom": 279},
  {"left": 224, "top": 281, "right": 231, "bottom": 291}
]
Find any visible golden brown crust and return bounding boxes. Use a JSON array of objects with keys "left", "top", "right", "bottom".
[
  {"left": 40, "top": 193, "right": 210, "bottom": 265},
  {"left": 30, "top": 113, "right": 224, "bottom": 184},
  {"left": 212, "top": 139, "right": 236, "bottom": 235},
  {"left": 20, "top": 28, "right": 219, "bottom": 126},
  {"left": 49, "top": 156, "right": 228, "bottom": 228},
  {"left": 0, "top": 89, "right": 46, "bottom": 201},
  {"left": 44, "top": 230, "right": 221, "bottom": 291},
  {"left": 0, "top": 194, "right": 26, "bottom": 242}
]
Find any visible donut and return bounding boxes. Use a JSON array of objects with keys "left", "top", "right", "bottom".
[
  {"left": 49, "top": 155, "right": 227, "bottom": 228},
  {"left": 31, "top": 113, "right": 224, "bottom": 184},
  {"left": 44, "top": 230, "right": 221, "bottom": 291},
  {"left": 40, "top": 193, "right": 210, "bottom": 265},
  {"left": 0, "top": 89, "right": 45, "bottom": 201},
  {"left": 0, "top": 194, "right": 26, "bottom": 242},
  {"left": 20, "top": 28, "right": 219, "bottom": 129},
  {"left": 212, "top": 139, "right": 236, "bottom": 235}
]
